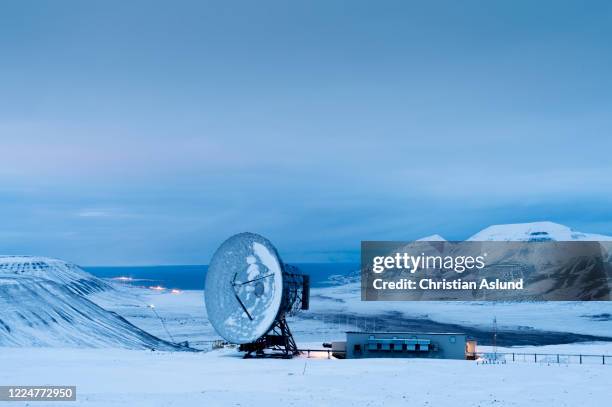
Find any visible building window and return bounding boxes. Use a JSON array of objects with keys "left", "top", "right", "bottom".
[
  {"left": 402, "top": 344, "right": 407, "bottom": 351},
  {"left": 377, "top": 343, "right": 382, "bottom": 350},
  {"left": 389, "top": 343, "right": 394, "bottom": 350},
  {"left": 354, "top": 344, "right": 361, "bottom": 352}
]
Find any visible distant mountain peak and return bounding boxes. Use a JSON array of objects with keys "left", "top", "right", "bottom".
[
  {"left": 467, "top": 221, "right": 612, "bottom": 242},
  {"left": 417, "top": 234, "right": 446, "bottom": 241}
]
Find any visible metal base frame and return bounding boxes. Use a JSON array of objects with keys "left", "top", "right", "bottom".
[{"left": 239, "top": 317, "right": 299, "bottom": 359}]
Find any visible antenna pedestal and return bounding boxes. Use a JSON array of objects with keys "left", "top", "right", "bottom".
[{"left": 239, "top": 317, "right": 299, "bottom": 358}]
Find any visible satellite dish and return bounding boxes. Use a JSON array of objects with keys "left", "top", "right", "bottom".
[{"left": 205, "top": 232, "right": 309, "bottom": 357}]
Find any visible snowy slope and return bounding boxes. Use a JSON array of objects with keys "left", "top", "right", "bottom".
[
  {"left": 0, "top": 275, "right": 184, "bottom": 349},
  {"left": 90, "top": 286, "right": 213, "bottom": 347},
  {"left": 0, "top": 256, "right": 188, "bottom": 349}
]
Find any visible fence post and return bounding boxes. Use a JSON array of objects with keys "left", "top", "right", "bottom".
[
  {"left": 512, "top": 353, "right": 515, "bottom": 362},
  {"left": 579, "top": 355, "right": 582, "bottom": 364},
  {"left": 534, "top": 354, "right": 537, "bottom": 363},
  {"left": 603, "top": 355, "right": 605, "bottom": 365},
  {"left": 557, "top": 354, "right": 559, "bottom": 364}
]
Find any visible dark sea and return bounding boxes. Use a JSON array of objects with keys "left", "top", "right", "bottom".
[{"left": 85, "top": 263, "right": 359, "bottom": 290}]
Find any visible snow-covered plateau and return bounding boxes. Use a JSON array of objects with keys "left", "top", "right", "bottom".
[{"left": 0, "top": 222, "right": 611, "bottom": 406}]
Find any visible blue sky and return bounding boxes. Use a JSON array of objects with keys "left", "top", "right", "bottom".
[{"left": 1, "top": 1, "right": 611, "bottom": 265}]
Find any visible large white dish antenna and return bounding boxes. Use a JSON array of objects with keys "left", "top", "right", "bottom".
[{"left": 205, "top": 233, "right": 285, "bottom": 344}]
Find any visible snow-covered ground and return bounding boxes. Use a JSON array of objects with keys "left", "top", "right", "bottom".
[
  {"left": 89, "top": 284, "right": 612, "bottom": 347},
  {"left": 309, "top": 282, "right": 612, "bottom": 338},
  {"left": 0, "top": 346, "right": 609, "bottom": 406},
  {"left": 478, "top": 342, "right": 612, "bottom": 358},
  {"left": 1, "top": 222, "right": 611, "bottom": 406},
  {"left": 302, "top": 222, "right": 612, "bottom": 341},
  {"left": 90, "top": 286, "right": 213, "bottom": 347}
]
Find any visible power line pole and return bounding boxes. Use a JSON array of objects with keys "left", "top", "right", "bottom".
[{"left": 493, "top": 316, "right": 498, "bottom": 360}]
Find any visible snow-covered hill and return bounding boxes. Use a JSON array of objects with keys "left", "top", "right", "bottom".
[
  {"left": 0, "top": 275, "right": 183, "bottom": 349},
  {"left": 0, "top": 255, "right": 112, "bottom": 295},
  {"left": 0, "top": 256, "right": 186, "bottom": 349}
]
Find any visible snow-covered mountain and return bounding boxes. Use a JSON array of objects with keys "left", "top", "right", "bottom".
[
  {"left": 321, "top": 222, "right": 612, "bottom": 289},
  {"left": 0, "top": 256, "right": 185, "bottom": 349},
  {"left": 417, "top": 234, "right": 446, "bottom": 241},
  {"left": 467, "top": 221, "right": 612, "bottom": 242},
  {"left": 388, "top": 222, "right": 612, "bottom": 244},
  {"left": 308, "top": 221, "right": 612, "bottom": 339}
]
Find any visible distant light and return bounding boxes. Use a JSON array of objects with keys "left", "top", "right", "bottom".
[
  {"left": 149, "top": 285, "right": 165, "bottom": 291},
  {"left": 170, "top": 289, "right": 181, "bottom": 294},
  {"left": 113, "top": 276, "right": 133, "bottom": 282}
]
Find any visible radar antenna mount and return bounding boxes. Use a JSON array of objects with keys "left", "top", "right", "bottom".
[{"left": 205, "top": 233, "right": 310, "bottom": 358}]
